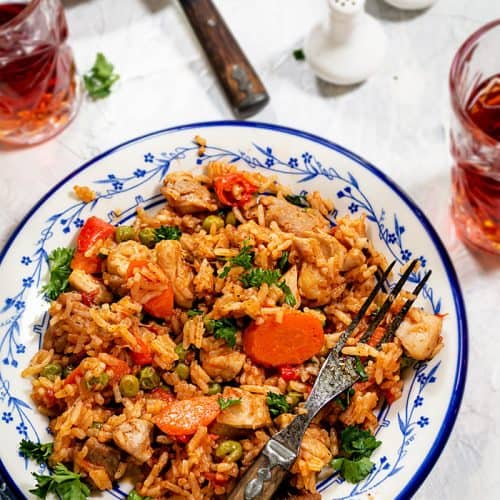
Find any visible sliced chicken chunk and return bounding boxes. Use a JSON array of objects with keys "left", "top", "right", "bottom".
[
  {"left": 395, "top": 308, "right": 443, "bottom": 361},
  {"left": 216, "top": 387, "right": 272, "bottom": 429},
  {"left": 106, "top": 240, "right": 151, "bottom": 278},
  {"left": 155, "top": 240, "right": 194, "bottom": 308},
  {"left": 112, "top": 418, "right": 154, "bottom": 464},
  {"left": 161, "top": 172, "right": 218, "bottom": 214},
  {"left": 261, "top": 196, "right": 330, "bottom": 236},
  {"left": 69, "top": 269, "right": 113, "bottom": 304},
  {"left": 85, "top": 437, "right": 121, "bottom": 481},
  {"left": 200, "top": 344, "right": 246, "bottom": 381}
]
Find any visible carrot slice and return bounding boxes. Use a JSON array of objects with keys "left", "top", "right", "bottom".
[
  {"left": 153, "top": 397, "right": 221, "bottom": 436},
  {"left": 71, "top": 251, "right": 101, "bottom": 274},
  {"left": 367, "top": 326, "right": 385, "bottom": 348},
  {"left": 243, "top": 311, "right": 325, "bottom": 367}
]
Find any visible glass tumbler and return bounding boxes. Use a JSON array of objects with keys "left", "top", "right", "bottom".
[
  {"left": 0, "top": 0, "right": 81, "bottom": 146},
  {"left": 449, "top": 19, "right": 500, "bottom": 255}
]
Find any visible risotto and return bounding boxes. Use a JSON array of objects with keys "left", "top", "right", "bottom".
[{"left": 21, "top": 160, "right": 443, "bottom": 499}]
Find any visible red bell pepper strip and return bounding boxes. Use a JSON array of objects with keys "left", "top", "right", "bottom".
[{"left": 214, "top": 173, "right": 258, "bottom": 207}]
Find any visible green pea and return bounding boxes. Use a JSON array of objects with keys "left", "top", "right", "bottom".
[
  {"left": 174, "top": 344, "right": 187, "bottom": 361},
  {"left": 207, "top": 382, "right": 222, "bottom": 395},
  {"left": 286, "top": 391, "right": 303, "bottom": 407},
  {"left": 175, "top": 363, "right": 190, "bottom": 380},
  {"left": 202, "top": 215, "right": 225, "bottom": 232},
  {"left": 90, "top": 421, "right": 103, "bottom": 429},
  {"left": 225, "top": 211, "right": 237, "bottom": 226},
  {"left": 215, "top": 440, "right": 243, "bottom": 462},
  {"left": 119, "top": 374, "right": 140, "bottom": 397},
  {"left": 139, "top": 366, "right": 160, "bottom": 390},
  {"left": 116, "top": 226, "right": 136, "bottom": 243},
  {"left": 86, "top": 373, "right": 109, "bottom": 391},
  {"left": 41, "top": 363, "right": 62, "bottom": 381},
  {"left": 139, "top": 228, "right": 157, "bottom": 248}
]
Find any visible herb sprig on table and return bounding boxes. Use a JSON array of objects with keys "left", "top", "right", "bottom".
[{"left": 84, "top": 52, "right": 120, "bottom": 99}]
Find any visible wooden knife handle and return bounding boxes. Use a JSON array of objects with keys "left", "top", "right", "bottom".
[{"left": 179, "top": 0, "right": 269, "bottom": 118}]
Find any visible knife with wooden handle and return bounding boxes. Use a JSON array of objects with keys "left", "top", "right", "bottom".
[{"left": 178, "top": 0, "right": 269, "bottom": 118}]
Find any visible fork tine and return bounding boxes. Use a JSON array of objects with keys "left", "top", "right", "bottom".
[
  {"left": 358, "top": 259, "right": 419, "bottom": 344},
  {"left": 375, "top": 266, "right": 389, "bottom": 293},
  {"left": 379, "top": 269, "right": 432, "bottom": 346},
  {"left": 334, "top": 260, "right": 396, "bottom": 354}
]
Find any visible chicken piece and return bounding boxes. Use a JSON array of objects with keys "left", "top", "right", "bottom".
[
  {"left": 112, "top": 418, "right": 153, "bottom": 464},
  {"left": 161, "top": 172, "right": 218, "bottom": 214},
  {"left": 200, "top": 344, "right": 246, "bottom": 381},
  {"left": 193, "top": 258, "right": 215, "bottom": 296},
  {"left": 155, "top": 240, "right": 194, "bottom": 308},
  {"left": 85, "top": 437, "right": 121, "bottom": 482},
  {"left": 298, "top": 263, "right": 335, "bottom": 306},
  {"left": 106, "top": 240, "right": 151, "bottom": 278},
  {"left": 261, "top": 196, "right": 330, "bottom": 236},
  {"left": 341, "top": 247, "right": 365, "bottom": 272},
  {"left": 395, "top": 308, "right": 443, "bottom": 361},
  {"left": 68, "top": 269, "right": 113, "bottom": 304},
  {"left": 216, "top": 387, "right": 272, "bottom": 429},
  {"left": 293, "top": 232, "right": 346, "bottom": 265}
]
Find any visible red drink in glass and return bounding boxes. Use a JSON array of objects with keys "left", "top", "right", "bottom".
[
  {"left": 0, "top": 0, "right": 81, "bottom": 145},
  {"left": 450, "top": 20, "right": 500, "bottom": 254}
]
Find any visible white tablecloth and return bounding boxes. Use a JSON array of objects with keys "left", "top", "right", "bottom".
[{"left": 2, "top": 0, "right": 500, "bottom": 498}]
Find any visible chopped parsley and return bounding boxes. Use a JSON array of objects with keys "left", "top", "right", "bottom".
[
  {"left": 84, "top": 52, "right": 119, "bottom": 100},
  {"left": 30, "top": 463, "right": 90, "bottom": 500},
  {"left": 400, "top": 354, "right": 416, "bottom": 371},
  {"left": 217, "top": 397, "right": 242, "bottom": 410},
  {"left": 239, "top": 267, "right": 296, "bottom": 306},
  {"left": 330, "top": 426, "right": 381, "bottom": 483},
  {"left": 293, "top": 48, "right": 306, "bottom": 61},
  {"left": 284, "top": 194, "right": 310, "bottom": 208},
  {"left": 19, "top": 440, "right": 53, "bottom": 465},
  {"left": 42, "top": 247, "right": 75, "bottom": 300},
  {"left": 127, "top": 490, "right": 152, "bottom": 500},
  {"left": 266, "top": 392, "right": 290, "bottom": 418},
  {"left": 187, "top": 308, "right": 203, "bottom": 318},
  {"left": 155, "top": 225, "right": 182, "bottom": 241},
  {"left": 219, "top": 240, "right": 254, "bottom": 278},
  {"left": 354, "top": 357, "right": 368, "bottom": 381},
  {"left": 278, "top": 251, "right": 289, "bottom": 273},
  {"left": 206, "top": 317, "right": 238, "bottom": 347}
]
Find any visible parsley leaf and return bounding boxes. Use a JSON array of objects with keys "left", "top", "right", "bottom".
[
  {"left": 187, "top": 308, "right": 203, "bottom": 318},
  {"left": 239, "top": 268, "right": 281, "bottom": 288},
  {"left": 42, "top": 247, "right": 75, "bottom": 300},
  {"left": 293, "top": 48, "right": 306, "bottom": 61},
  {"left": 278, "top": 282, "right": 297, "bottom": 307},
  {"left": 331, "top": 456, "right": 374, "bottom": 483},
  {"left": 278, "top": 251, "right": 289, "bottom": 273},
  {"left": 155, "top": 226, "right": 182, "bottom": 241},
  {"left": 340, "top": 426, "right": 381, "bottom": 460},
  {"left": 353, "top": 357, "right": 368, "bottom": 382},
  {"left": 84, "top": 52, "right": 119, "bottom": 100},
  {"left": 206, "top": 318, "right": 238, "bottom": 347},
  {"left": 285, "top": 194, "right": 310, "bottom": 208},
  {"left": 330, "top": 426, "right": 381, "bottom": 484},
  {"left": 19, "top": 440, "right": 53, "bottom": 465},
  {"left": 266, "top": 392, "right": 289, "bottom": 418},
  {"left": 127, "top": 490, "right": 152, "bottom": 500},
  {"left": 219, "top": 241, "right": 254, "bottom": 278},
  {"left": 30, "top": 463, "right": 90, "bottom": 500},
  {"left": 217, "top": 397, "right": 242, "bottom": 410}
]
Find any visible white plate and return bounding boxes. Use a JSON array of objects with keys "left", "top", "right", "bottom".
[{"left": 0, "top": 121, "right": 467, "bottom": 499}]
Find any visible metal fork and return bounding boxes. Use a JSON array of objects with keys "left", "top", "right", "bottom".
[{"left": 228, "top": 259, "right": 431, "bottom": 500}]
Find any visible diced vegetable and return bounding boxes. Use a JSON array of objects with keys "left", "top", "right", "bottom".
[
  {"left": 119, "top": 375, "right": 140, "bottom": 397},
  {"left": 115, "top": 226, "right": 136, "bottom": 243},
  {"left": 367, "top": 326, "right": 385, "bottom": 348},
  {"left": 138, "top": 228, "right": 157, "bottom": 248},
  {"left": 130, "top": 336, "right": 153, "bottom": 366},
  {"left": 70, "top": 251, "right": 101, "bottom": 274},
  {"left": 139, "top": 366, "right": 160, "bottom": 390},
  {"left": 214, "top": 173, "right": 258, "bottom": 207},
  {"left": 225, "top": 211, "right": 237, "bottom": 226},
  {"left": 85, "top": 373, "right": 109, "bottom": 391},
  {"left": 207, "top": 382, "right": 222, "bottom": 395},
  {"left": 215, "top": 440, "right": 243, "bottom": 462},
  {"left": 174, "top": 343, "right": 187, "bottom": 361},
  {"left": 243, "top": 311, "right": 324, "bottom": 367},
  {"left": 76, "top": 216, "right": 115, "bottom": 253},
  {"left": 279, "top": 365, "right": 300, "bottom": 382},
  {"left": 202, "top": 215, "right": 224, "bottom": 232},
  {"left": 175, "top": 363, "right": 190, "bottom": 380},
  {"left": 153, "top": 396, "right": 221, "bottom": 436},
  {"left": 41, "top": 363, "right": 62, "bottom": 381}
]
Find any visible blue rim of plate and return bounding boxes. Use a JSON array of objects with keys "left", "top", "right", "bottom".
[{"left": 0, "top": 120, "right": 468, "bottom": 500}]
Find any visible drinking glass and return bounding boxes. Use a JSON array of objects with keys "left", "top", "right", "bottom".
[
  {"left": 0, "top": 0, "right": 81, "bottom": 146},
  {"left": 449, "top": 19, "right": 500, "bottom": 255}
]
